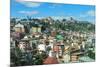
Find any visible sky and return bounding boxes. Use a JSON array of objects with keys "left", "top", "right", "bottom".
[{"left": 11, "top": 0, "right": 95, "bottom": 23}]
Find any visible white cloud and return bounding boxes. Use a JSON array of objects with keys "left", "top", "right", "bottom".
[
  {"left": 79, "top": 14, "right": 87, "bottom": 18},
  {"left": 87, "top": 10, "right": 95, "bottom": 16},
  {"left": 79, "top": 10, "right": 95, "bottom": 18},
  {"left": 18, "top": 10, "right": 39, "bottom": 15},
  {"left": 16, "top": 0, "right": 28, "bottom": 2},
  {"left": 15, "top": 0, "right": 41, "bottom": 7},
  {"left": 16, "top": 0, "right": 95, "bottom": 5},
  {"left": 49, "top": 4, "right": 62, "bottom": 8}
]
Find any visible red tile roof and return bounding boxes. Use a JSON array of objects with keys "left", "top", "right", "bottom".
[{"left": 43, "top": 56, "right": 59, "bottom": 64}]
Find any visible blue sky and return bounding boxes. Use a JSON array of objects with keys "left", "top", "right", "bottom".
[{"left": 11, "top": 0, "right": 95, "bottom": 23}]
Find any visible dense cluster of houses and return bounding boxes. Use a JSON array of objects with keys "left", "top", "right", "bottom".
[{"left": 10, "top": 17, "right": 95, "bottom": 66}]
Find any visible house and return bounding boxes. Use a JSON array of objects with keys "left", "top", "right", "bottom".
[
  {"left": 53, "top": 42, "right": 62, "bottom": 58},
  {"left": 18, "top": 36, "right": 32, "bottom": 53},
  {"left": 30, "top": 23, "right": 42, "bottom": 34},
  {"left": 37, "top": 41, "right": 46, "bottom": 52},
  {"left": 43, "top": 50, "right": 59, "bottom": 64},
  {"left": 14, "top": 23, "right": 25, "bottom": 33}
]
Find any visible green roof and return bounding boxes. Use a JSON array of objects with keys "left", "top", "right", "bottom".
[
  {"left": 79, "top": 56, "right": 95, "bottom": 62},
  {"left": 56, "top": 35, "right": 64, "bottom": 40}
]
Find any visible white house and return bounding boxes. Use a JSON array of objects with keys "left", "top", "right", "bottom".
[{"left": 37, "top": 43, "right": 46, "bottom": 52}]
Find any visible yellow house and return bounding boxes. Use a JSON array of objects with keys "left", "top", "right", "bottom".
[
  {"left": 14, "top": 23, "right": 25, "bottom": 33},
  {"left": 30, "top": 24, "right": 42, "bottom": 34}
]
